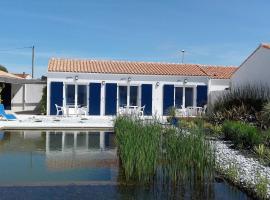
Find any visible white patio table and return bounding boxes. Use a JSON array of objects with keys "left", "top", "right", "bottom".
[
  {"left": 186, "top": 106, "right": 203, "bottom": 117},
  {"left": 123, "top": 105, "right": 139, "bottom": 116}
]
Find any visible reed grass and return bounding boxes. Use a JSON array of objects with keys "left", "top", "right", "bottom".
[{"left": 114, "top": 116, "right": 215, "bottom": 185}]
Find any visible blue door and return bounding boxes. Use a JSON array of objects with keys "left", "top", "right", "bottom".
[
  {"left": 141, "top": 84, "right": 152, "bottom": 115},
  {"left": 163, "top": 85, "right": 174, "bottom": 115},
  {"left": 89, "top": 83, "right": 101, "bottom": 115},
  {"left": 197, "top": 85, "right": 208, "bottom": 107},
  {"left": 50, "top": 82, "right": 63, "bottom": 115},
  {"left": 105, "top": 83, "right": 117, "bottom": 115}
]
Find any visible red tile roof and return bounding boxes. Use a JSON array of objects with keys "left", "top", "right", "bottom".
[
  {"left": 0, "top": 70, "right": 23, "bottom": 79},
  {"left": 199, "top": 66, "right": 238, "bottom": 79},
  {"left": 48, "top": 58, "right": 237, "bottom": 79},
  {"left": 13, "top": 73, "right": 31, "bottom": 79},
  {"left": 261, "top": 43, "right": 270, "bottom": 49}
]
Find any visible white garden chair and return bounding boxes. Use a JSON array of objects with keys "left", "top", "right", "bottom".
[
  {"left": 55, "top": 104, "right": 64, "bottom": 116},
  {"left": 138, "top": 105, "right": 145, "bottom": 117},
  {"left": 77, "top": 106, "right": 88, "bottom": 117}
]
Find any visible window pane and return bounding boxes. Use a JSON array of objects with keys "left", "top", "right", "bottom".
[
  {"left": 130, "top": 86, "right": 138, "bottom": 106},
  {"left": 78, "top": 85, "right": 87, "bottom": 107},
  {"left": 185, "top": 87, "right": 193, "bottom": 107},
  {"left": 175, "top": 87, "right": 183, "bottom": 108},
  {"left": 119, "top": 86, "right": 127, "bottom": 107},
  {"left": 66, "top": 85, "right": 75, "bottom": 105}
]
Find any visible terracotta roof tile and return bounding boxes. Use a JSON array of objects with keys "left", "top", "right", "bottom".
[
  {"left": 199, "top": 66, "right": 237, "bottom": 79},
  {"left": 261, "top": 43, "right": 270, "bottom": 49},
  {"left": 0, "top": 71, "right": 23, "bottom": 79},
  {"left": 48, "top": 58, "right": 237, "bottom": 78},
  {"left": 13, "top": 73, "right": 31, "bottom": 78}
]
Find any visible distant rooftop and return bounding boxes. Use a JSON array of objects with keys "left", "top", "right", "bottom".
[
  {"left": 48, "top": 58, "right": 237, "bottom": 79},
  {"left": 0, "top": 70, "right": 23, "bottom": 79},
  {"left": 13, "top": 73, "right": 31, "bottom": 79}
]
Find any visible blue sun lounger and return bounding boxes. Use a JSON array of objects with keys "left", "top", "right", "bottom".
[{"left": 0, "top": 104, "right": 16, "bottom": 120}]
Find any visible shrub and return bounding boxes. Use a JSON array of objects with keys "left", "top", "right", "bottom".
[
  {"left": 208, "top": 84, "right": 270, "bottom": 126},
  {"left": 225, "top": 164, "right": 239, "bottom": 183},
  {"left": 255, "top": 173, "right": 269, "bottom": 200},
  {"left": 39, "top": 86, "right": 47, "bottom": 114},
  {"left": 222, "top": 121, "right": 262, "bottom": 149},
  {"left": 261, "top": 102, "right": 270, "bottom": 128},
  {"left": 254, "top": 144, "right": 266, "bottom": 159}
]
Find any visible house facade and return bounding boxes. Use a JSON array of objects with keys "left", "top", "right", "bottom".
[
  {"left": 0, "top": 70, "right": 46, "bottom": 112},
  {"left": 47, "top": 58, "right": 236, "bottom": 116},
  {"left": 231, "top": 44, "right": 270, "bottom": 88}
]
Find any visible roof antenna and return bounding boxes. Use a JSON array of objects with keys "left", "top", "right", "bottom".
[{"left": 181, "top": 50, "right": 185, "bottom": 64}]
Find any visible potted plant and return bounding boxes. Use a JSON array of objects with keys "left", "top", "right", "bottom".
[{"left": 167, "top": 106, "right": 179, "bottom": 126}]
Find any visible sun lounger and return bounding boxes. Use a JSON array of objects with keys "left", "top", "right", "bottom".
[{"left": 0, "top": 104, "right": 16, "bottom": 120}]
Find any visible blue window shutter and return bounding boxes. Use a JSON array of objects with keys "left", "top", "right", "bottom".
[
  {"left": 50, "top": 82, "right": 63, "bottom": 115},
  {"left": 89, "top": 83, "right": 101, "bottom": 115},
  {"left": 141, "top": 84, "right": 152, "bottom": 116},
  {"left": 196, "top": 85, "right": 208, "bottom": 107},
  {"left": 105, "top": 83, "right": 117, "bottom": 115},
  {"left": 163, "top": 85, "right": 174, "bottom": 115}
]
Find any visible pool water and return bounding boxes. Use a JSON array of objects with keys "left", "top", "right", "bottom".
[{"left": 0, "top": 130, "right": 252, "bottom": 200}]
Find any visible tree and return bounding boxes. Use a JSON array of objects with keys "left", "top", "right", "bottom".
[{"left": 0, "top": 64, "right": 8, "bottom": 72}]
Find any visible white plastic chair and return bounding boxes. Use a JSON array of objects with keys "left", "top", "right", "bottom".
[
  {"left": 77, "top": 106, "right": 88, "bottom": 117},
  {"left": 139, "top": 105, "right": 145, "bottom": 117},
  {"left": 55, "top": 104, "right": 64, "bottom": 116},
  {"left": 118, "top": 107, "right": 125, "bottom": 116}
]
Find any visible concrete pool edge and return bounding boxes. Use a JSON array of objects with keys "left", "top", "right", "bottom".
[
  {"left": 0, "top": 127, "right": 114, "bottom": 131},
  {"left": 0, "top": 115, "right": 115, "bottom": 130}
]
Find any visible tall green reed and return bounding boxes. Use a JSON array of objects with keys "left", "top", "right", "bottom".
[{"left": 115, "top": 116, "right": 215, "bottom": 185}]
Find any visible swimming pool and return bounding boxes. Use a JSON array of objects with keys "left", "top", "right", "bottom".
[{"left": 0, "top": 130, "right": 252, "bottom": 199}]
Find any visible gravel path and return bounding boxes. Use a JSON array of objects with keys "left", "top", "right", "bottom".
[{"left": 213, "top": 140, "right": 270, "bottom": 199}]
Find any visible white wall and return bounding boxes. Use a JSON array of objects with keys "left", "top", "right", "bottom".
[
  {"left": 231, "top": 47, "right": 270, "bottom": 87},
  {"left": 209, "top": 79, "right": 230, "bottom": 92},
  {"left": 47, "top": 72, "right": 209, "bottom": 116},
  {"left": 11, "top": 83, "right": 46, "bottom": 112}
]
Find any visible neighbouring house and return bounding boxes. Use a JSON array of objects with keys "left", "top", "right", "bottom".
[
  {"left": 231, "top": 44, "right": 270, "bottom": 88},
  {"left": 13, "top": 73, "right": 32, "bottom": 79},
  {"left": 0, "top": 70, "right": 46, "bottom": 112},
  {"left": 47, "top": 58, "right": 237, "bottom": 117}
]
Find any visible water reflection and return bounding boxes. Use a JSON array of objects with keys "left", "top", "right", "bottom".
[
  {"left": 0, "top": 130, "right": 118, "bottom": 183},
  {"left": 0, "top": 130, "right": 251, "bottom": 200},
  {"left": 46, "top": 131, "right": 117, "bottom": 170}
]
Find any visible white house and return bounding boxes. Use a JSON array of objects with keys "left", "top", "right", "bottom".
[
  {"left": 231, "top": 44, "right": 270, "bottom": 87},
  {"left": 46, "top": 58, "right": 237, "bottom": 117}
]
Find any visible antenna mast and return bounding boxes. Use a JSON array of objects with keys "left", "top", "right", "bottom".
[{"left": 181, "top": 50, "right": 185, "bottom": 63}]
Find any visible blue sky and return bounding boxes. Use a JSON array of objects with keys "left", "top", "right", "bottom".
[{"left": 0, "top": 0, "right": 269, "bottom": 77}]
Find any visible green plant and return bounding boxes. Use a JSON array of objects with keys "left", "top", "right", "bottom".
[
  {"left": 115, "top": 116, "right": 162, "bottom": 182},
  {"left": 114, "top": 116, "right": 215, "bottom": 184},
  {"left": 208, "top": 84, "right": 270, "bottom": 126},
  {"left": 254, "top": 144, "right": 266, "bottom": 158},
  {"left": 225, "top": 164, "right": 238, "bottom": 183},
  {"left": 262, "top": 102, "right": 270, "bottom": 128},
  {"left": 222, "top": 121, "right": 262, "bottom": 149},
  {"left": 39, "top": 86, "right": 47, "bottom": 114},
  {"left": 166, "top": 106, "right": 177, "bottom": 124},
  {"left": 255, "top": 173, "right": 269, "bottom": 199},
  {"left": 167, "top": 106, "right": 176, "bottom": 117}
]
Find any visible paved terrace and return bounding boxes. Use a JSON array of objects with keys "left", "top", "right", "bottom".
[{"left": 0, "top": 115, "right": 115, "bottom": 130}]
